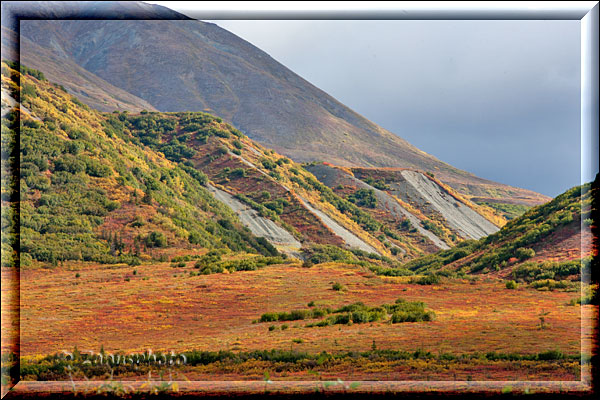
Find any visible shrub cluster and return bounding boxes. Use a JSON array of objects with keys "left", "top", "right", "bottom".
[
  {"left": 260, "top": 308, "right": 332, "bottom": 323},
  {"left": 346, "top": 188, "right": 377, "bottom": 208},
  {"left": 194, "top": 252, "right": 285, "bottom": 275},
  {"left": 409, "top": 274, "right": 440, "bottom": 285},
  {"left": 529, "top": 279, "right": 574, "bottom": 291},
  {"left": 513, "top": 258, "right": 587, "bottom": 283},
  {"left": 260, "top": 298, "right": 434, "bottom": 328}
]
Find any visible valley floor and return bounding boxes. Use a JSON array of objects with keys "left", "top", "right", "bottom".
[{"left": 2, "top": 261, "right": 597, "bottom": 389}]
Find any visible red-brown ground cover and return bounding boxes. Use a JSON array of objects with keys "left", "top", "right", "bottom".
[{"left": 17, "top": 261, "right": 591, "bottom": 360}]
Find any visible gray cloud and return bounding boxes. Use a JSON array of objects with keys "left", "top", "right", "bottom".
[{"left": 205, "top": 20, "right": 580, "bottom": 197}]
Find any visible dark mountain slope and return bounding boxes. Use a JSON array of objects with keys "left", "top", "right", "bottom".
[
  {"left": 8, "top": 10, "right": 550, "bottom": 208},
  {"left": 19, "top": 37, "right": 158, "bottom": 112}
]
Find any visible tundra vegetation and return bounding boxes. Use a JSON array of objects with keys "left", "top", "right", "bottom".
[{"left": 2, "top": 62, "right": 596, "bottom": 388}]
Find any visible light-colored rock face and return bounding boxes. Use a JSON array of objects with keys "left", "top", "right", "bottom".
[
  {"left": 296, "top": 196, "right": 380, "bottom": 255},
  {"left": 398, "top": 170, "right": 499, "bottom": 240},
  {"left": 207, "top": 185, "right": 301, "bottom": 253},
  {"left": 1, "top": 87, "right": 39, "bottom": 120},
  {"left": 306, "top": 164, "right": 449, "bottom": 250},
  {"left": 366, "top": 186, "right": 450, "bottom": 250}
]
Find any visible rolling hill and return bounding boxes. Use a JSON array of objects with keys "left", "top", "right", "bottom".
[
  {"left": 399, "top": 178, "right": 596, "bottom": 289},
  {"left": 1, "top": 1, "right": 550, "bottom": 211}
]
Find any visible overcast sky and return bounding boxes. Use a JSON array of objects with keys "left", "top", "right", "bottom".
[{"left": 149, "top": 4, "right": 582, "bottom": 197}]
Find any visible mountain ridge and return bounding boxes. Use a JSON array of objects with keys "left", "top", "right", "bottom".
[
  {"left": 2, "top": 1, "right": 551, "bottom": 209},
  {"left": 4, "top": 62, "right": 517, "bottom": 266}
]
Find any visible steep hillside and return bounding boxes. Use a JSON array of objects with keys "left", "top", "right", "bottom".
[
  {"left": 400, "top": 180, "right": 596, "bottom": 287},
  {"left": 3, "top": 62, "right": 283, "bottom": 267},
  {"left": 8, "top": 62, "right": 484, "bottom": 268},
  {"left": 308, "top": 163, "right": 502, "bottom": 241},
  {"left": 0, "top": 1, "right": 187, "bottom": 110},
  {"left": 19, "top": 39, "right": 158, "bottom": 113},
  {"left": 116, "top": 110, "right": 391, "bottom": 257},
  {"left": 0, "top": 3, "right": 550, "bottom": 208}
]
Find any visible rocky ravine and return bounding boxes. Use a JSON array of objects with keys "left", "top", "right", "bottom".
[
  {"left": 306, "top": 164, "right": 450, "bottom": 250},
  {"left": 389, "top": 170, "right": 499, "bottom": 240}
]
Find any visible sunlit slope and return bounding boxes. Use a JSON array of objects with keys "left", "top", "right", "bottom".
[
  {"left": 6, "top": 9, "right": 550, "bottom": 208},
  {"left": 4, "top": 62, "right": 281, "bottom": 267},
  {"left": 401, "top": 180, "right": 595, "bottom": 285}
]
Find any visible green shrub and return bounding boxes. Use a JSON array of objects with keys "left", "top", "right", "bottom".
[
  {"left": 391, "top": 311, "right": 434, "bottom": 323},
  {"left": 505, "top": 280, "right": 518, "bottom": 289},
  {"left": 171, "top": 261, "right": 186, "bottom": 268},
  {"left": 351, "top": 311, "right": 370, "bottom": 323},
  {"left": 229, "top": 168, "right": 246, "bottom": 178},
  {"left": 331, "top": 313, "right": 351, "bottom": 325},
  {"left": 84, "top": 158, "right": 112, "bottom": 177},
  {"left": 420, "top": 220, "right": 444, "bottom": 237},
  {"left": 260, "top": 313, "right": 278, "bottom": 323},
  {"left": 362, "top": 177, "right": 390, "bottom": 190},
  {"left": 145, "top": 231, "right": 167, "bottom": 248},
  {"left": 260, "top": 158, "right": 277, "bottom": 170},
  {"left": 530, "top": 279, "right": 572, "bottom": 291},
  {"left": 53, "top": 155, "right": 86, "bottom": 174},
  {"left": 332, "top": 282, "right": 344, "bottom": 291},
  {"left": 537, "top": 350, "right": 564, "bottom": 360},
  {"left": 515, "top": 247, "right": 535, "bottom": 260},
  {"left": 303, "top": 245, "right": 356, "bottom": 265},
  {"left": 26, "top": 175, "right": 51, "bottom": 191},
  {"left": 347, "top": 189, "right": 377, "bottom": 208},
  {"left": 411, "top": 274, "right": 440, "bottom": 285}
]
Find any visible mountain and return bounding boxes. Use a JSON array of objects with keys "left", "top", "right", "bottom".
[
  {"left": 1, "top": 1, "right": 550, "bottom": 211},
  {"left": 3, "top": 63, "right": 596, "bottom": 387},
  {"left": 400, "top": 179, "right": 596, "bottom": 288},
  {"left": 0, "top": 0, "right": 185, "bottom": 111},
  {"left": 4, "top": 62, "right": 515, "bottom": 269},
  {"left": 4, "top": 62, "right": 282, "bottom": 266}
]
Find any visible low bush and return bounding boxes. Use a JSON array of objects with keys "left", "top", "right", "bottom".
[
  {"left": 410, "top": 274, "right": 440, "bottom": 285},
  {"left": 145, "top": 231, "right": 167, "bottom": 248},
  {"left": 515, "top": 247, "right": 535, "bottom": 261},
  {"left": 505, "top": 280, "right": 518, "bottom": 289},
  {"left": 530, "top": 279, "right": 573, "bottom": 291},
  {"left": 269, "top": 299, "right": 434, "bottom": 328}
]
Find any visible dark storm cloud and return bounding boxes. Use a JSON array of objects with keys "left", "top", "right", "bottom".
[{"left": 206, "top": 20, "right": 581, "bottom": 197}]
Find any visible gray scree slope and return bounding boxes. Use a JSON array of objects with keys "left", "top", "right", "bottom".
[
  {"left": 305, "top": 164, "right": 449, "bottom": 250},
  {"left": 207, "top": 185, "right": 301, "bottom": 252},
  {"left": 296, "top": 196, "right": 380, "bottom": 255},
  {"left": 398, "top": 170, "right": 499, "bottom": 239}
]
